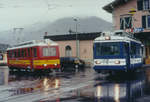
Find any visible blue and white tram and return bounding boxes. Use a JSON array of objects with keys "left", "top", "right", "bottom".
[{"left": 93, "top": 30, "right": 144, "bottom": 73}]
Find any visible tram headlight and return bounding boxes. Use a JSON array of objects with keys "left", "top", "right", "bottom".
[
  {"left": 54, "top": 63, "right": 57, "bottom": 66},
  {"left": 95, "top": 61, "right": 101, "bottom": 64},
  {"left": 115, "top": 60, "right": 120, "bottom": 64}
]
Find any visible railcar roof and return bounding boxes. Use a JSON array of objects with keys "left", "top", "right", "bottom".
[
  {"left": 94, "top": 35, "right": 141, "bottom": 44},
  {"left": 94, "top": 30, "right": 142, "bottom": 44},
  {"left": 7, "top": 39, "right": 58, "bottom": 50}
]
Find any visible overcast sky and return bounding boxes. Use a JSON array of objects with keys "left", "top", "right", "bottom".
[{"left": 0, "top": 0, "right": 113, "bottom": 31}]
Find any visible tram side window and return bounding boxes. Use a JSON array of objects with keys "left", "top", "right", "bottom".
[
  {"left": 130, "top": 43, "right": 140, "bottom": 56},
  {"left": 33, "top": 48, "right": 37, "bottom": 57},
  {"left": 43, "top": 47, "right": 56, "bottom": 56},
  {"left": 131, "top": 43, "right": 136, "bottom": 56},
  {"left": 136, "top": 46, "right": 140, "bottom": 56}
]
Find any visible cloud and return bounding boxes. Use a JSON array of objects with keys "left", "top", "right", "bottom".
[{"left": 0, "top": 0, "right": 113, "bottom": 31}]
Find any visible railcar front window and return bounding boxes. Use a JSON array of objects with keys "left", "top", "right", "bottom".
[
  {"left": 95, "top": 43, "right": 120, "bottom": 56},
  {"left": 43, "top": 47, "right": 56, "bottom": 56}
]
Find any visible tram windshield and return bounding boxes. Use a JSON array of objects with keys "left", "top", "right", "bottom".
[{"left": 95, "top": 42, "right": 120, "bottom": 56}]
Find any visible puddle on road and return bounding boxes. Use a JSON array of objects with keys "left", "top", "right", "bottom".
[
  {"left": 39, "top": 68, "right": 150, "bottom": 102},
  {"left": 9, "top": 77, "right": 60, "bottom": 96},
  {"left": 6, "top": 67, "right": 92, "bottom": 97},
  {"left": 3, "top": 67, "right": 150, "bottom": 102},
  {"left": 0, "top": 67, "right": 9, "bottom": 85}
]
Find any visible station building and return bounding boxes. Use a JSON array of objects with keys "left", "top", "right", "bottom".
[
  {"left": 44, "top": 32, "right": 101, "bottom": 62},
  {"left": 0, "top": 44, "right": 10, "bottom": 53},
  {"left": 103, "top": 0, "right": 150, "bottom": 64}
]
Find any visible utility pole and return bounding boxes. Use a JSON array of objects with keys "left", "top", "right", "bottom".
[{"left": 73, "top": 18, "right": 80, "bottom": 58}]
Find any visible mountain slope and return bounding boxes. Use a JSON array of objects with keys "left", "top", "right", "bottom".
[{"left": 0, "top": 16, "right": 112, "bottom": 45}]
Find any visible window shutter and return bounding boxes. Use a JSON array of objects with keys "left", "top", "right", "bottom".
[
  {"left": 142, "top": 16, "right": 146, "bottom": 28},
  {"left": 137, "top": 0, "right": 143, "bottom": 10}
]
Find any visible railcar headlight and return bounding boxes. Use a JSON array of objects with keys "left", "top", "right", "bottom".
[
  {"left": 43, "top": 64, "right": 47, "bottom": 67},
  {"left": 105, "top": 36, "right": 110, "bottom": 40},
  {"left": 54, "top": 63, "right": 57, "bottom": 66},
  {"left": 115, "top": 61, "right": 120, "bottom": 64},
  {"left": 95, "top": 61, "right": 101, "bottom": 64}
]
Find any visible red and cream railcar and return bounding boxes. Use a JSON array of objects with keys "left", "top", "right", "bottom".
[{"left": 7, "top": 39, "right": 60, "bottom": 71}]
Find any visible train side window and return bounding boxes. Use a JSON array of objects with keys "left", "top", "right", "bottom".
[
  {"left": 15, "top": 50, "right": 17, "bottom": 58},
  {"left": 21, "top": 49, "right": 24, "bottom": 58},
  {"left": 12, "top": 51, "right": 15, "bottom": 58},
  {"left": 24, "top": 49, "right": 27, "bottom": 57},
  {"left": 28, "top": 48, "right": 30, "bottom": 57},
  {"left": 33, "top": 48, "right": 37, "bottom": 57},
  {"left": 18, "top": 50, "right": 21, "bottom": 58},
  {"left": 8, "top": 51, "right": 12, "bottom": 58}
]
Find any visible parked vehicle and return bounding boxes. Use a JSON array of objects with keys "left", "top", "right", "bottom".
[
  {"left": 7, "top": 39, "right": 60, "bottom": 72},
  {"left": 60, "top": 57, "right": 85, "bottom": 71}
]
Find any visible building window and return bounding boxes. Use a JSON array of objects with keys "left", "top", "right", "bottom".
[
  {"left": 143, "top": 0, "right": 150, "bottom": 10},
  {"left": 65, "top": 45, "right": 72, "bottom": 57},
  {"left": 137, "top": 0, "right": 150, "bottom": 10},
  {"left": 142, "top": 15, "right": 150, "bottom": 28},
  {"left": 120, "top": 16, "right": 132, "bottom": 30}
]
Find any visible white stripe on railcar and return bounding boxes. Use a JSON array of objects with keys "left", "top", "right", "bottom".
[{"left": 94, "top": 59, "right": 126, "bottom": 66}]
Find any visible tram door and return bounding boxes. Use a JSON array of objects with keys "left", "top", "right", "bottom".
[{"left": 124, "top": 43, "right": 130, "bottom": 69}]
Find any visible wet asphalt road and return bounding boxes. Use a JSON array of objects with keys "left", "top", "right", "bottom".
[{"left": 0, "top": 66, "right": 150, "bottom": 102}]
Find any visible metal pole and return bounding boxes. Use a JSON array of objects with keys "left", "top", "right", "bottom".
[{"left": 74, "top": 18, "right": 79, "bottom": 58}]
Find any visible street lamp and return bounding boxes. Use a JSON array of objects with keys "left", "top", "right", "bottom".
[{"left": 73, "top": 18, "right": 79, "bottom": 58}]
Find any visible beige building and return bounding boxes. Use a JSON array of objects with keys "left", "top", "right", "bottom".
[
  {"left": 103, "top": 0, "right": 150, "bottom": 64},
  {"left": 44, "top": 32, "right": 101, "bottom": 62}
]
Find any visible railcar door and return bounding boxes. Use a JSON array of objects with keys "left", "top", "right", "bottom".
[
  {"left": 31, "top": 47, "right": 38, "bottom": 69},
  {"left": 28, "top": 48, "right": 33, "bottom": 69},
  {"left": 124, "top": 43, "right": 130, "bottom": 69}
]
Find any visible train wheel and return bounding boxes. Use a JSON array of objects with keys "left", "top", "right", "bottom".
[{"left": 16, "top": 69, "right": 21, "bottom": 72}]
